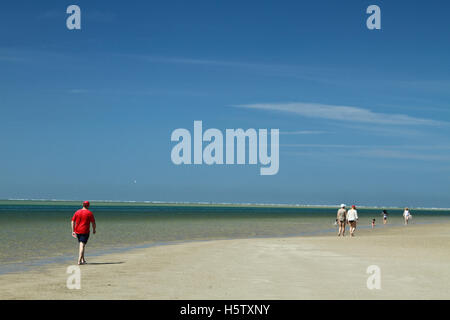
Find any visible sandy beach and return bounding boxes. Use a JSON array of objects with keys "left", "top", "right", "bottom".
[{"left": 1, "top": 222, "right": 449, "bottom": 300}]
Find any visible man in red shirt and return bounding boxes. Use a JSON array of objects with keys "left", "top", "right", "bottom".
[{"left": 71, "top": 201, "right": 96, "bottom": 265}]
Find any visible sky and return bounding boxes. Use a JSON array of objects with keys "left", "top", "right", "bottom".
[{"left": 1, "top": 0, "right": 450, "bottom": 207}]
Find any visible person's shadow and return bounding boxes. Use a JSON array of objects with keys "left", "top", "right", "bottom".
[{"left": 85, "top": 262, "right": 125, "bottom": 265}]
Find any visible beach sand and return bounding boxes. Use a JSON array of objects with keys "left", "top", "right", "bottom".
[{"left": 1, "top": 222, "right": 449, "bottom": 299}]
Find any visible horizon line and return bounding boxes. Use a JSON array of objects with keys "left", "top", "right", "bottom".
[{"left": 1, "top": 198, "right": 449, "bottom": 211}]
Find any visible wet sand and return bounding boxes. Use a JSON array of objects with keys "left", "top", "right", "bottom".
[{"left": 1, "top": 222, "right": 450, "bottom": 299}]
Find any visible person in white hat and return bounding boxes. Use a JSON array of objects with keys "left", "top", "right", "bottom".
[{"left": 336, "top": 204, "right": 347, "bottom": 236}]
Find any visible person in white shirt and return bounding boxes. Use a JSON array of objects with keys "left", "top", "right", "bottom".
[
  {"left": 382, "top": 209, "right": 388, "bottom": 225},
  {"left": 346, "top": 205, "right": 358, "bottom": 237},
  {"left": 403, "top": 208, "right": 411, "bottom": 225}
]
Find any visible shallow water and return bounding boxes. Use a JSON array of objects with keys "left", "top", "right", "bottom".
[{"left": 0, "top": 204, "right": 448, "bottom": 272}]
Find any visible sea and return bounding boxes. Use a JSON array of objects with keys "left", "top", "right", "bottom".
[{"left": 0, "top": 201, "right": 449, "bottom": 274}]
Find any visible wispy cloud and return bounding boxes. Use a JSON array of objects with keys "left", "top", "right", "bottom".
[
  {"left": 118, "top": 54, "right": 336, "bottom": 83},
  {"left": 119, "top": 54, "right": 293, "bottom": 69},
  {"left": 65, "top": 88, "right": 208, "bottom": 97},
  {"left": 280, "top": 130, "right": 330, "bottom": 135},
  {"left": 282, "top": 144, "right": 450, "bottom": 161},
  {"left": 235, "top": 102, "right": 444, "bottom": 126},
  {"left": 118, "top": 54, "right": 450, "bottom": 93},
  {"left": 355, "top": 149, "right": 450, "bottom": 161},
  {"left": 282, "top": 144, "right": 450, "bottom": 150},
  {"left": 283, "top": 149, "right": 450, "bottom": 161},
  {"left": 127, "top": 55, "right": 249, "bottom": 67}
]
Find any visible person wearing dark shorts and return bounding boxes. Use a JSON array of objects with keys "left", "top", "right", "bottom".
[
  {"left": 71, "top": 201, "right": 96, "bottom": 265},
  {"left": 76, "top": 233, "right": 90, "bottom": 244},
  {"left": 346, "top": 205, "right": 359, "bottom": 237},
  {"left": 382, "top": 209, "right": 388, "bottom": 224}
]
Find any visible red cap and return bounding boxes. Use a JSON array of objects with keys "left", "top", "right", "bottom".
[
  {"left": 83, "top": 201, "right": 90, "bottom": 208},
  {"left": 352, "top": 205, "right": 356, "bottom": 208}
]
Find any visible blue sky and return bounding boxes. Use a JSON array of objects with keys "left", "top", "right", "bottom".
[{"left": 1, "top": 0, "right": 450, "bottom": 207}]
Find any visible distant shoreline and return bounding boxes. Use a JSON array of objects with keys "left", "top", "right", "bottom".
[{"left": 1, "top": 199, "right": 448, "bottom": 211}]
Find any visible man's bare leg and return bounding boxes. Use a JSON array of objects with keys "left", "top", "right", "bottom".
[{"left": 78, "top": 242, "right": 86, "bottom": 265}]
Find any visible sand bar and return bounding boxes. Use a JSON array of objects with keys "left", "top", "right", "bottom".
[{"left": 1, "top": 222, "right": 449, "bottom": 299}]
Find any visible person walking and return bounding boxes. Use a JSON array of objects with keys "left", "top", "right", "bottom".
[
  {"left": 382, "top": 209, "right": 388, "bottom": 224},
  {"left": 337, "top": 204, "right": 347, "bottom": 236},
  {"left": 71, "top": 201, "right": 96, "bottom": 265},
  {"left": 403, "top": 207, "right": 411, "bottom": 225},
  {"left": 347, "top": 205, "right": 359, "bottom": 237}
]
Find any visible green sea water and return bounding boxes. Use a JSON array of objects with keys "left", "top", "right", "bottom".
[{"left": 0, "top": 202, "right": 449, "bottom": 273}]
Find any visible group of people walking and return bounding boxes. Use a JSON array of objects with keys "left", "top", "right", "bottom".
[
  {"left": 337, "top": 204, "right": 358, "bottom": 237},
  {"left": 336, "top": 204, "right": 413, "bottom": 237},
  {"left": 69, "top": 200, "right": 415, "bottom": 264},
  {"left": 336, "top": 204, "right": 358, "bottom": 237}
]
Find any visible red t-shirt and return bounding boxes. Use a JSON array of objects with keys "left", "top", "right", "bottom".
[{"left": 72, "top": 209, "right": 95, "bottom": 234}]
